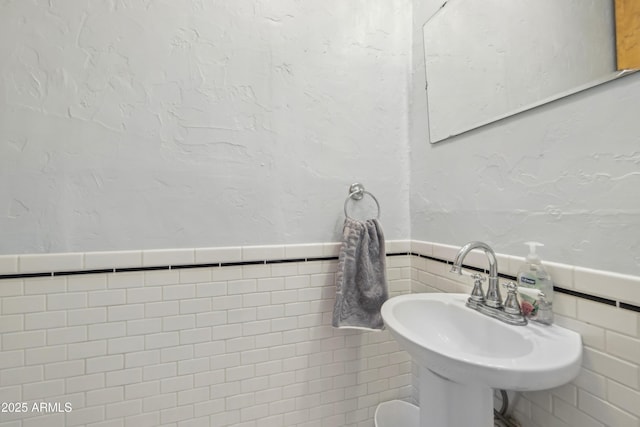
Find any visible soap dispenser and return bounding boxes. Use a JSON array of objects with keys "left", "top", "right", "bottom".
[{"left": 517, "top": 242, "right": 554, "bottom": 324}]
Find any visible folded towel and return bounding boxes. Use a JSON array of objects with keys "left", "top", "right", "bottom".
[{"left": 332, "top": 217, "right": 389, "bottom": 330}]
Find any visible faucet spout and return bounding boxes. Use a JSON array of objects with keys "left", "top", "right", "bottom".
[
  {"left": 451, "top": 241, "right": 502, "bottom": 308},
  {"left": 452, "top": 241, "right": 498, "bottom": 276}
]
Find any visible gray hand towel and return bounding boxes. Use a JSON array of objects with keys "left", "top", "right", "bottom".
[{"left": 332, "top": 217, "right": 389, "bottom": 330}]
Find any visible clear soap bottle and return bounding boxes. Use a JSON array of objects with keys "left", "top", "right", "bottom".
[{"left": 517, "top": 242, "right": 553, "bottom": 324}]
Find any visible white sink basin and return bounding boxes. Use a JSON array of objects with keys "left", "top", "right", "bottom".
[{"left": 381, "top": 293, "right": 582, "bottom": 391}]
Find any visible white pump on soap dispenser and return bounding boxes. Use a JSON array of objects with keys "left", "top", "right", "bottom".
[{"left": 517, "top": 242, "right": 554, "bottom": 324}]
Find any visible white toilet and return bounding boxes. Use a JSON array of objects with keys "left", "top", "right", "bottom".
[{"left": 374, "top": 400, "right": 420, "bottom": 427}]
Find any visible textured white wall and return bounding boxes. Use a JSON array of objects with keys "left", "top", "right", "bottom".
[
  {"left": 410, "top": 1, "right": 640, "bottom": 276},
  {"left": 4, "top": 0, "right": 636, "bottom": 277},
  {"left": 0, "top": 0, "right": 411, "bottom": 254}
]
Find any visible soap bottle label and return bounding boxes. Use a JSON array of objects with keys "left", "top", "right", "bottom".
[{"left": 519, "top": 276, "right": 536, "bottom": 286}]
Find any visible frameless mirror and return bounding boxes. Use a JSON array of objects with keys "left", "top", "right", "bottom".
[{"left": 424, "top": 0, "right": 633, "bottom": 143}]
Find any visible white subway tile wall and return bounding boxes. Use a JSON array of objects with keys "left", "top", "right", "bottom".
[
  {"left": 0, "top": 243, "right": 413, "bottom": 427},
  {"left": 411, "top": 241, "right": 640, "bottom": 427},
  {"left": 2, "top": 240, "right": 639, "bottom": 427}
]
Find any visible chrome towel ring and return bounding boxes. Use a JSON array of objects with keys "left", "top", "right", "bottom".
[{"left": 343, "top": 183, "right": 381, "bottom": 220}]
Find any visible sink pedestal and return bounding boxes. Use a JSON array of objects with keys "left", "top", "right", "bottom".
[{"left": 420, "top": 367, "right": 493, "bottom": 427}]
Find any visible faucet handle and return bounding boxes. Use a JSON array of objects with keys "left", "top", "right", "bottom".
[
  {"left": 503, "top": 281, "right": 518, "bottom": 292},
  {"left": 502, "top": 281, "right": 522, "bottom": 315},
  {"left": 468, "top": 273, "right": 486, "bottom": 303}
]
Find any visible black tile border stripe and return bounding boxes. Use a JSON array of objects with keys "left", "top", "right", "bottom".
[
  {"left": 0, "top": 272, "right": 53, "bottom": 280},
  {"left": 0, "top": 256, "right": 342, "bottom": 280},
  {"left": 171, "top": 263, "right": 220, "bottom": 270},
  {"left": 221, "top": 260, "right": 265, "bottom": 267},
  {"left": 499, "top": 273, "right": 518, "bottom": 282},
  {"left": 411, "top": 252, "right": 488, "bottom": 275},
  {"left": 410, "top": 252, "right": 639, "bottom": 312},
  {"left": 0, "top": 250, "right": 637, "bottom": 313},
  {"left": 619, "top": 302, "right": 640, "bottom": 313},
  {"left": 553, "top": 287, "right": 617, "bottom": 306},
  {"left": 54, "top": 269, "right": 114, "bottom": 276},
  {"left": 304, "top": 256, "right": 339, "bottom": 263},
  {"left": 412, "top": 253, "right": 447, "bottom": 262},
  {"left": 115, "top": 266, "right": 171, "bottom": 273},
  {"left": 267, "top": 258, "right": 307, "bottom": 264}
]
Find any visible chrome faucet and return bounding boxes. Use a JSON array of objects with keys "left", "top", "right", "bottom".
[{"left": 451, "top": 241, "right": 527, "bottom": 326}]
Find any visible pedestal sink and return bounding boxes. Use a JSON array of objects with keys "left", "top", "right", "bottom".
[{"left": 381, "top": 293, "right": 582, "bottom": 427}]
